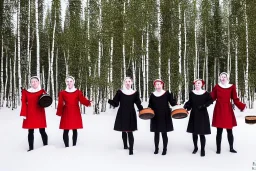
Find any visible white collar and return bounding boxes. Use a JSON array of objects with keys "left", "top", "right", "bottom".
[
  {"left": 192, "top": 89, "right": 205, "bottom": 95},
  {"left": 27, "top": 86, "right": 42, "bottom": 93},
  {"left": 65, "top": 87, "right": 77, "bottom": 92},
  {"left": 153, "top": 90, "right": 166, "bottom": 97},
  {"left": 218, "top": 83, "right": 233, "bottom": 88},
  {"left": 121, "top": 87, "right": 135, "bottom": 95}
]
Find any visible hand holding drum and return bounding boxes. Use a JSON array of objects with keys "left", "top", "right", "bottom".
[{"left": 38, "top": 94, "right": 53, "bottom": 107}]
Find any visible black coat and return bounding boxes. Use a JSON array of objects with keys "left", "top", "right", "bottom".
[
  {"left": 184, "top": 91, "right": 213, "bottom": 135},
  {"left": 148, "top": 91, "right": 177, "bottom": 132},
  {"left": 108, "top": 90, "right": 143, "bottom": 131}
]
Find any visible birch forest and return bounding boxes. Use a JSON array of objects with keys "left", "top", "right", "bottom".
[{"left": 0, "top": 0, "right": 256, "bottom": 113}]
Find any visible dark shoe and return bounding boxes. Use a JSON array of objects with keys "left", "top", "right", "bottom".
[
  {"left": 230, "top": 148, "right": 237, "bottom": 153},
  {"left": 216, "top": 149, "right": 221, "bottom": 154},
  {"left": 129, "top": 149, "right": 133, "bottom": 155},
  {"left": 162, "top": 149, "right": 167, "bottom": 155},
  {"left": 27, "top": 148, "right": 33, "bottom": 152},
  {"left": 201, "top": 150, "right": 205, "bottom": 157},
  {"left": 192, "top": 147, "right": 198, "bottom": 154},
  {"left": 124, "top": 146, "right": 129, "bottom": 150},
  {"left": 154, "top": 148, "right": 159, "bottom": 154}
]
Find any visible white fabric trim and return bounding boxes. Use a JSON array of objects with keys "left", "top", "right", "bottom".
[
  {"left": 27, "top": 86, "right": 42, "bottom": 93},
  {"left": 218, "top": 83, "right": 233, "bottom": 88},
  {"left": 153, "top": 90, "right": 166, "bottom": 97},
  {"left": 65, "top": 87, "right": 77, "bottom": 92},
  {"left": 192, "top": 89, "right": 206, "bottom": 95},
  {"left": 121, "top": 88, "right": 135, "bottom": 95}
]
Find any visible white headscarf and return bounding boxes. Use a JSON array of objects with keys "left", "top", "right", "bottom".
[
  {"left": 218, "top": 72, "right": 232, "bottom": 88},
  {"left": 121, "top": 77, "right": 135, "bottom": 95},
  {"left": 27, "top": 76, "right": 42, "bottom": 93},
  {"left": 65, "top": 76, "right": 77, "bottom": 92}
]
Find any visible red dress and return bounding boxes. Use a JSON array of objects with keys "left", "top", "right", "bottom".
[
  {"left": 20, "top": 89, "right": 47, "bottom": 129},
  {"left": 211, "top": 84, "right": 246, "bottom": 129},
  {"left": 56, "top": 90, "right": 91, "bottom": 129}
]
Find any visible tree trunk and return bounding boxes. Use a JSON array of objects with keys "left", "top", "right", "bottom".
[{"left": 35, "top": 0, "right": 40, "bottom": 76}]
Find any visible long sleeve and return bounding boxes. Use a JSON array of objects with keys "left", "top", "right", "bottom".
[
  {"left": 231, "top": 85, "right": 246, "bottom": 111},
  {"left": 108, "top": 90, "right": 120, "bottom": 107},
  {"left": 134, "top": 91, "right": 143, "bottom": 111},
  {"left": 205, "top": 92, "right": 213, "bottom": 107},
  {"left": 20, "top": 89, "right": 27, "bottom": 117},
  {"left": 168, "top": 92, "right": 177, "bottom": 106},
  {"left": 148, "top": 94, "right": 153, "bottom": 108},
  {"left": 184, "top": 91, "right": 192, "bottom": 111},
  {"left": 78, "top": 90, "right": 91, "bottom": 107},
  {"left": 210, "top": 85, "right": 217, "bottom": 101},
  {"left": 56, "top": 92, "right": 64, "bottom": 116}
]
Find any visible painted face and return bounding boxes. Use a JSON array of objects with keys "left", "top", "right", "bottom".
[
  {"left": 124, "top": 78, "right": 133, "bottom": 89},
  {"left": 30, "top": 78, "right": 39, "bottom": 89},
  {"left": 154, "top": 82, "right": 163, "bottom": 91},
  {"left": 194, "top": 80, "right": 203, "bottom": 90},
  {"left": 66, "top": 78, "right": 75, "bottom": 89},
  {"left": 220, "top": 74, "right": 228, "bottom": 85}
]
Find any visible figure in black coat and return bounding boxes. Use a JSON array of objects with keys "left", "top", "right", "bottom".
[
  {"left": 148, "top": 79, "right": 177, "bottom": 155},
  {"left": 108, "top": 77, "right": 143, "bottom": 155},
  {"left": 184, "top": 79, "right": 213, "bottom": 157}
]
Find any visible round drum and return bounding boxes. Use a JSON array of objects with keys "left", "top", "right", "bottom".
[
  {"left": 139, "top": 108, "right": 155, "bottom": 120},
  {"left": 171, "top": 108, "right": 188, "bottom": 119},
  {"left": 245, "top": 115, "right": 256, "bottom": 124},
  {"left": 38, "top": 94, "right": 53, "bottom": 108}
]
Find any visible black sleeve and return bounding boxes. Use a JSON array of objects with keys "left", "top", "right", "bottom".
[
  {"left": 108, "top": 90, "right": 120, "bottom": 107},
  {"left": 184, "top": 92, "right": 192, "bottom": 111},
  {"left": 148, "top": 94, "right": 153, "bottom": 108},
  {"left": 168, "top": 92, "right": 177, "bottom": 106},
  {"left": 134, "top": 92, "right": 143, "bottom": 111},
  {"left": 204, "top": 92, "right": 213, "bottom": 107}
]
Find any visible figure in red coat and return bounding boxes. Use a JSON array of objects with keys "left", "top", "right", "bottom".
[
  {"left": 20, "top": 76, "right": 48, "bottom": 151},
  {"left": 56, "top": 76, "right": 92, "bottom": 147},
  {"left": 211, "top": 72, "right": 246, "bottom": 154}
]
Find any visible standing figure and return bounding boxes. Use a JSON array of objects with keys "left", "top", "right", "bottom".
[
  {"left": 108, "top": 77, "right": 143, "bottom": 155},
  {"left": 211, "top": 72, "right": 246, "bottom": 154},
  {"left": 20, "top": 76, "right": 48, "bottom": 151},
  {"left": 56, "top": 76, "right": 92, "bottom": 147},
  {"left": 183, "top": 79, "right": 213, "bottom": 157},
  {"left": 148, "top": 79, "right": 177, "bottom": 155}
]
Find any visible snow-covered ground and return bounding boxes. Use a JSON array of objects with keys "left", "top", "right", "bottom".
[{"left": 0, "top": 102, "right": 256, "bottom": 171}]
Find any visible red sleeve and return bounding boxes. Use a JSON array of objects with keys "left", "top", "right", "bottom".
[
  {"left": 78, "top": 90, "right": 91, "bottom": 107},
  {"left": 210, "top": 85, "right": 217, "bottom": 101},
  {"left": 56, "top": 92, "right": 64, "bottom": 116},
  {"left": 20, "top": 89, "right": 27, "bottom": 117},
  {"left": 232, "top": 85, "right": 246, "bottom": 111}
]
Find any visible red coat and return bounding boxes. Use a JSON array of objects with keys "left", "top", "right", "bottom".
[
  {"left": 211, "top": 84, "right": 246, "bottom": 129},
  {"left": 20, "top": 89, "right": 47, "bottom": 129},
  {"left": 56, "top": 90, "right": 91, "bottom": 129}
]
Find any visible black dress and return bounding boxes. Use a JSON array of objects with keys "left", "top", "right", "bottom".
[
  {"left": 148, "top": 91, "right": 177, "bottom": 132},
  {"left": 185, "top": 91, "right": 213, "bottom": 135},
  {"left": 110, "top": 90, "right": 143, "bottom": 131}
]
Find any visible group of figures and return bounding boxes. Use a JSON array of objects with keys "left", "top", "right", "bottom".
[{"left": 20, "top": 72, "right": 246, "bottom": 157}]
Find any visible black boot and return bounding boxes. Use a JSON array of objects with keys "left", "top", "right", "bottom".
[
  {"left": 200, "top": 135, "right": 206, "bottom": 157},
  {"left": 162, "top": 132, "right": 168, "bottom": 155},
  {"left": 128, "top": 132, "right": 134, "bottom": 155},
  {"left": 63, "top": 130, "right": 69, "bottom": 147},
  {"left": 39, "top": 128, "right": 48, "bottom": 146},
  {"left": 192, "top": 134, "right": 198, "bottom": 154},
  {"left": 227, "top": 129, "right": 237, "bottom": 153},
  {"left": 154, "top": 132, "right": 160, "bottom": 154},
  {"left": 122, "top": 132, "right": 129, "bottom": 149},
  {"left": 216, "top": 128, "right": 223, "bottom": 154},
  {"left": 28, "top": 129, "right": 34, "bottom": 152}
]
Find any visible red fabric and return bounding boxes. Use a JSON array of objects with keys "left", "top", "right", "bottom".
[
  {"left": 211, "top": 84, "right": 246, "bottom": 129},
  {"left": 56, "top": 90, "right": 91, "bottom": 129},
  {"left": 20, "top": 89, "right": 47, "bottom": 129}
]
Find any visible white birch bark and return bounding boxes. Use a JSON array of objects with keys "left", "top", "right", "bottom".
[
  {"left": 156, "top": 0, "right": 161, "bottom": 79},
  {"left": 183, "top": 10, "right": 188, "bottom": 100},
  {"left": 142, "top": 33, "right": 145, "bottom": 102},
  {"left": 27, "top": 0, "right": 31, "bottom": 86},
  {"left": 146, "top": 24, "right": 149, "bottom": 101},
  {"left": 17, "top": 0, "right": 21, "bottom": 105},
  {"left": 35, "top": 0, "right": 40, "bottom": 76},
  {"left": 8, "top": 58, "right": 13, "bottom": 108},
  {"left": 0, "top": 36, "right": 3, "bottom": 107},
  {"left": 205, "top": 27, "right": 208, "bottom": 91},
  {"left": 178, "top": 3, "right": 182, "bottom": 103},
  {"left": 110, "top": 36, "right": 113, "bottom": 99},
  {"left": 244, "top": 2, "right": 249, "bottom": 105},
  {"left": 194, "top": 0, "right": 197, "bottom": 81},
  {"left": 4, "top": 48, "right": 8, "bottom": 106},
  {"left": 55, "top": 48, "right": 58, "bottom": 107},
  {"left": 13, "top": 39, "right": 17, "bottom": 109},
  {"left": 123, "top": 1, "right": 126, "bottom": 79},
  {"left": 227, "top": 0, "right": 231, "bottom": 74},
  {"left": 47, "top": 45, "right": 50, "bottom": 92},
  {"left": 235, "top": 17, "right": 238, "bottom": 92},
  {"left": 98, "top": 0, "right": 102, "bottom": 77},
  {"left": 132, "top": 38, "right": 136, "bottom": 91},
  {"left": 42, "top": 66, "right": 45, "bottom": 90},
  {"left": 168, "top": 58, "right": 171, "bottom": 91}
]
